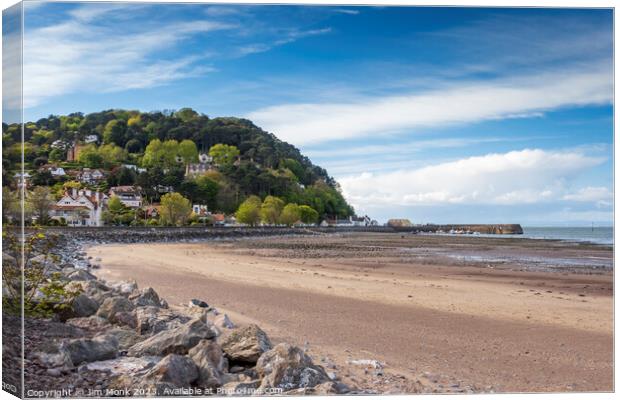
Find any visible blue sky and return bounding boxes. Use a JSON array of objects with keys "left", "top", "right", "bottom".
[{"left": 8, "top": 2, "right": 614, "bottom": 225}]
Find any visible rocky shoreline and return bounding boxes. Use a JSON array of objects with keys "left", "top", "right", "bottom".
[{"left": 7, "top": 233, "right": 356, "bottom": 398}]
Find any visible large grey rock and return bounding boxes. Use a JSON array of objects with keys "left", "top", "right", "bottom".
[
  {"left": 221, "top": 324, "right": 272, "bottom": 364},
  {"left": 135, "top": 306, "right": 190, "bottom": 336},
  {"left": 109, "top": 354, "right": 198, "bottom": 396},
  {"left": 109, "top": 280, "right": 138, "bottom": 297},
  {"left": 66, "top": 316, "right": 111, "bottom": 331},
  {"left": 114, "top": 311, "right": 138, "bottom": 329},
  {"left": 3, "top": 252, "right": 16, "bottom": 265},
  {"left": 189, "top": 299, "right": 209, "bottom": 308},
  {"left": 214, "top": 314, "right": 235, "bottom": 330},
  {"left": 127, "top": 318, "right": 216, "bottom": 357},
  {"left": 144, "top": 354, "right": 199, "bottom": 388},
  {"left": 35, "top": 343, "right": 74, "bottom": 369},
  {"left": 256, "top": 343, "right": 329, "bottom": 391},
  {"left": 188, "top": 340, "right": 228, "bottom": 388},
  {"left": 68, "top": 269, "right": 97, "bottom": 281},
  {"left": 90, "top": 290, "right": 116, "bottom": 306},
  {"left": 106, "top": 327, "right": 142, "bottom": 351},
  {"left": 28, "top": 254, "right": 57, "bottom": 269},
  {"left": 71, "top": 294, "right": 99, "bottom": 317},
  {"left": 96, "top": 296, "right": 135, "bottom": 323},
  {"left": 129, "top": 287, "right": 161, "bottom": 308},
  {"left": 65, "top": 334, "right": 119, "bottom": 365},
  {"left": 69, "top": 280, "right": 113, "bottom": 305}
]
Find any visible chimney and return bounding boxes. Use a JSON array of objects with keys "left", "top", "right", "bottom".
[{"left": 72, "top": 187, "right": 77, "bottom": 198}]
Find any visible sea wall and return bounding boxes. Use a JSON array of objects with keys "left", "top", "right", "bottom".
[{"left": 22, "top": 226, "right": 394, "bottom": 244}]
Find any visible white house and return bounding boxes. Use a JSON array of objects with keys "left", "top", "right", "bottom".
[
  {"left": 39, "top": 165, "right": 66, "bottom": 177},
  {"left": 84, "top": 134, "right": 99, "bottom": 144},
  {"left": 51, "top": 139, "right": 70, "bottom": 150},
  {"left": 51, "top": 188, "right": 107, "bottom": 227},
  {"left": 50, "top": 167, "right": 66, "bottom": 177},
  {"left": 185, "top": 153, "right": 214, "bottom": 177},
  {"left": 122, "top": 164, "right": 147, "bottom": 173},
  {"left": 109, "top": 186, "right": 143, "bottom": 208},
  {"left": 14, "top": 172, "right": 31, "bottom": 189},
  {"left": 192, "top": 204, "right": 209, "bottom": 216},
  {"left": 78, "top": 168, "right": 105, "bottom": 184}
]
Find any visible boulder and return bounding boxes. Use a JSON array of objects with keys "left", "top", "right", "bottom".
[
  {"left": 189, "top": 299, "right": 209, "bottom": 308},
  {"left": 143, "top": 354, "right": 199, "bottom": 388},
  {"left": 90, "top": 289, "right": 115, "bottom": 306},
  {"left": 110, "top": 280, "right": 138, "bottom": 296},
  {"left": 221, "top": 324, "right": 272, "bottom": 364},
  {"left": 129, "top": 287, "right": 161, "bottom": 308},
  {"left": 127, "top": 318, "right": 216, "bottom": 357},
  {"left": 68, "top": 269, "right": 97, "bottom": 281},
  {"left": 35, "top": 342, "right": 74, "bottom": 370},
  {"left": 256, "top": 343, "right": 330, "bottom": 391},
  {"left": 83, "top": 356, "right": 160, "bottom": 376},
  {"left": 28, "top": 254, "right": 57, "bottom": 269},
  {"left": 114, "top": 311, "right": 138, "bottom": 329},
  {"left": 3, "top": 252, "right": 16, "bottom": 265},
  {"left": 66, "top": 316, "right": 111, "bottom": 331},
  {"left": 96, "top": 296, "right": 135, "bottom": 323},
  {"left": 110, "top": 355, "right": 198, "bottom": 396},
  {"left": 135, "top": 306, "right": 190, "bottom": 336},
  {"left": 214, "top": 314, "right": 235, "bottom": 330},
  {"left": 106, "top": 327, "right": 142, "bottom": 351},
  {"left": 188, "top": 340, "right": 228, "bottom": 388},
  {"left": 71, "top": 294, "right": 99, "bottom": 317},
  {"left": 65, "top": 334, "right": 119, "bottom": 365},
  {"left": 69, "top": 280, "right": 113, "bottom": 305}
]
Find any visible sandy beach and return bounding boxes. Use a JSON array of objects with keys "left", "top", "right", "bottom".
[{"left": 87, "top": 232, "right": 613, "bottom": 393}]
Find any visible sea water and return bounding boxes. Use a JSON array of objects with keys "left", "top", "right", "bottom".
[{"left": 521, "top": 227, "right": 613, "bottom": 246}]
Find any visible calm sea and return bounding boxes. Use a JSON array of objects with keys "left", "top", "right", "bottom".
[{"left": 521, "top": 226, "right": 613, "bottom": 245}]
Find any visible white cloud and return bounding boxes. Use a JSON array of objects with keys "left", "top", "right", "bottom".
[
  {"left": 338, "top": 149, "right": 607, "bottom": 212},
  {"left": 562, "top": 187, "right": 613, "bottom": 204},
  {"left": 22, "top": 7, "right": 233, "bottom": 107},
  {"left": 247, "top": 64, "right": 612, "bottom": 145}
]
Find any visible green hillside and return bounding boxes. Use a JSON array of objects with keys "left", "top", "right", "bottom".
[{"left": 2, "top": 108, "right": 353, "bottom": 219}]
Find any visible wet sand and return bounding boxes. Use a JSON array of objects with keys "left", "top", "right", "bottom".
[{"left": 88, "top": 232, "right": 613, "bottom": 393}]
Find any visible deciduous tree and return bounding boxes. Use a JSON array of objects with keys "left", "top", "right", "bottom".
[
  {"left": 235, "top": 195, "right": 261, "bottom": 226},
  {"left": 160, "top": 192, "right": 192, "bottom": 226}
]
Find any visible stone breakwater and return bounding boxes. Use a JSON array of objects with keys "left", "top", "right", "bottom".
[
  {"left": 409, "top": 224, "right": 524, "bottom": 235},
  {"left": 10, "top": 233, "right": 354, "bottom": 397}
]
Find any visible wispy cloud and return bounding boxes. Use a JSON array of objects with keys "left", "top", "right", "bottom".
[
  {"left": 338, "top": 148, "right": 608, "bottom": 211},
  {"left": 22, "top": 4, "right": 233, "bottom": 107},
  {"left": 334, "top": 9, "right": 360, "bottom": 15},
  {"left": 235, "top": 27, "right": 332, "bottom": 56},
  {"left": 247, "top": 63, "right": 612, "bottom": 145},
  {"left": 304, "top": 136, "right": 549, "bottom": 160}
]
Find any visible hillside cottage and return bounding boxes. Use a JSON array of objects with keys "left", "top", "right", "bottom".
[
  {"left": 52, "top": 188, "right": 107, "bottom": 227},
  {"left": 84, "top": 134, "right": 99, "bottom": 144},
  {"left": 109, "top": 186, "right": 143, "bottom": 208},
  {"left": 38, "top": 165, "right": 66, "bottom": 177},
  {"left": 78, "top": 168, "right": 105, "bottom": 184},
  {"left": 185, "top": 153, "right": 214, "bottom": 177}
]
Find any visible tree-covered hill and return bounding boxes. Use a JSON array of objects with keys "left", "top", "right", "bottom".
[{"left": 2, "top": 108, "right": 354, "bottom": 219}]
